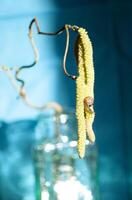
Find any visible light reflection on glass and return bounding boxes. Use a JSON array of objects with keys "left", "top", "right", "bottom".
[
  {"left": 54, "top": 178, "right": 93, "bottom": 200},
  {"left": 33, "top": 112, "right": 98, "bottom": 200},
  {"left": 59, "top": 114, "right": 68, "bottom": 124}
]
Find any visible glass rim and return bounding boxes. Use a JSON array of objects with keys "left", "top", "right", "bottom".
[{"left": 37, "top": 107, "right": 76, "bottom": 120}]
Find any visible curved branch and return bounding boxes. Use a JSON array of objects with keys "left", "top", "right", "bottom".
[
  {"left": 2, "top": 66, "right": 63, "bottom": 113},
  {"left": 15, "top": 26, "right": 39, "bottom": 90},
  {"left": 63, "top": 25, "right": 78, "bottom": 80}
]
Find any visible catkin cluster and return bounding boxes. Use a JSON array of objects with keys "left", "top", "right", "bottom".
[{"left": 75, "top": 28, "right": 95, "bottom": 158}]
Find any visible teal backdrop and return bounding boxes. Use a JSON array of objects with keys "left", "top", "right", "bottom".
[{"left": 0, "top": 0, "right": 132, "bottom": 200}]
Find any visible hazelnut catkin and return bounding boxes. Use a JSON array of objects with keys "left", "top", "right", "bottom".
[{"left": 75, "top": 28, "right": 95, "bottom": 158}]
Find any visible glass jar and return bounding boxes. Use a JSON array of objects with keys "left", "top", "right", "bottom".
[{"left": 33, "top": 109, "right": 99, "bottom": 200}]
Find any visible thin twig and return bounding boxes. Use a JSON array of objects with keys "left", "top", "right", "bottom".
[
  {"left": 2, "top": 66, "right": 63, "bottom": 113},
  {"left": 29, "top": 18, "right": 78, "bottom": 79},
  {"left": 63, "top": 25, "right": 77, "bottom": 80},
  {"left": 0, "top": 18, "right": 81, "bottom": 112},
  {"left": 15, "top": 26, "right": 39, "bottom": 90},
  {"left": 29, "top": 17, "right": 66, "bottom": 36}
]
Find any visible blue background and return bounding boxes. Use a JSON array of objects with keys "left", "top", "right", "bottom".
[{"left": 0, "top": 0, "right": 132, "bottom": 199}]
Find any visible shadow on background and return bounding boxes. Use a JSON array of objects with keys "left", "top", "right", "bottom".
[{"left": 53, "top": 1, "right": 132, "bottom": 199}]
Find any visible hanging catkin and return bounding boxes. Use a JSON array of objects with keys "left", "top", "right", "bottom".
[{"left": 75, "top": 28, "right": 95, "bottom": 158}]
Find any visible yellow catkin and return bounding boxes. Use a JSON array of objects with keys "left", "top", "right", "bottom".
[
  {"left": 75, "top": 27, "right": 95, "bottom": 158},
  {"left": 75, "top": 37, "right": 86, "bottom": 158}
]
